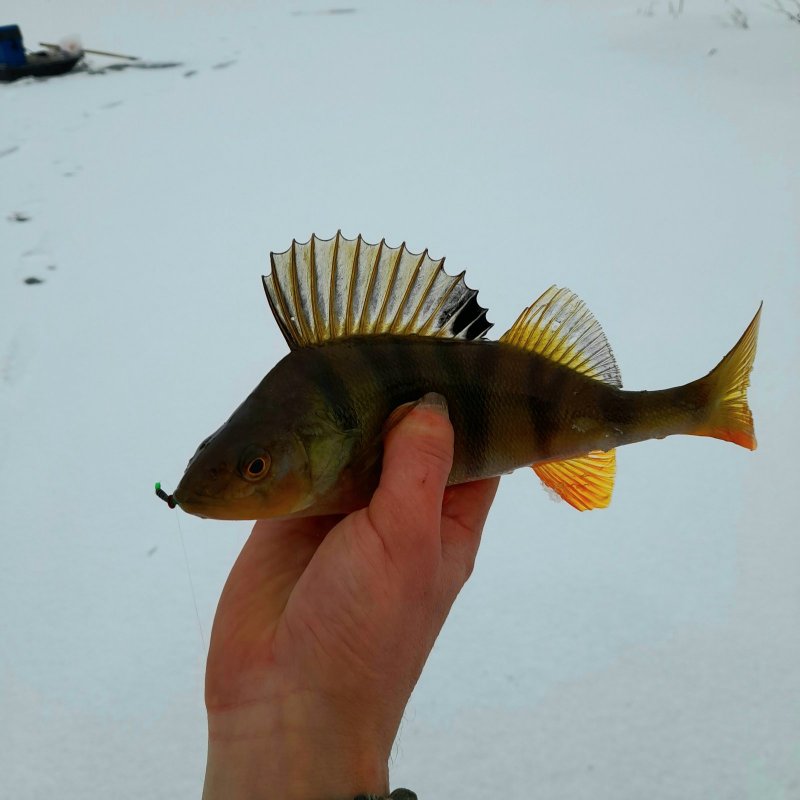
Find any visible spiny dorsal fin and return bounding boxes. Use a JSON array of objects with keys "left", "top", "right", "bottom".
[
  {"left": 263, "top": 232, "right": 492, "bottom": 349},
  {"left": 500, "top": 286, "right": 621, "bottom": 387},
  {"left": 534, "top": 450, "right": 616, "bottom": 511}
]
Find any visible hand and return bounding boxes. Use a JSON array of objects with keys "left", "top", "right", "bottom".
[{"left": 202, "top": 393, "right": 499, "bottom": 800}]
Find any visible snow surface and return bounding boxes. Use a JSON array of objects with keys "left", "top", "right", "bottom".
[{"left": 1, "top": 1, "right": 798, "bottom": 797}]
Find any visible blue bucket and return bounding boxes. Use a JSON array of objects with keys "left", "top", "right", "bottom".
[{"left": 0, "top": 25, "right": 26, "bottom": 67}]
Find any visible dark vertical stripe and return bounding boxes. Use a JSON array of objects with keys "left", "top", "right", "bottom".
[
  {"left": 350, "top": 337, "right": 420, "bottom": 430},
  {"left": 478, "top": 342, "right": 507, "bottom": 471},
  {"left": 431, "top": 340, "right": 471, "bottom": 471},
  {"left": 451, "top": 341, "right": 499, "bottom": 477},
  {"left": 598, "top": 383, "right": 636, "bottom": 431},
  {"left": 524, "top": 353, "right": 543, "bottom": 449},
  {"left": 423, "top": 339, "right": 447, "bottom": 397},
  {"left": 526, "top": 353, "right": 570, "bottom": 459},
  {"left": 306, "top": 347, "right": 360, "bottom": 431}
]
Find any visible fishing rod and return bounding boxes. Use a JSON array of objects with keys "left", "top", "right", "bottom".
[{"left": 39, "top": 42, "right": 139, "bottom": 61}]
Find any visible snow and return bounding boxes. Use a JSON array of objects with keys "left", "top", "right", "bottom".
[{"left": 1, "top": 1, "right": 798, "bottom": 797}]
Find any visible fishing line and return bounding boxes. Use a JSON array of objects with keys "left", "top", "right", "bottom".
[
  {"left": 156, "top": 482, "right": 206, "bottom": 651},
  {"left": 175, "top": 510, "right": 206, "bottom": 652}
]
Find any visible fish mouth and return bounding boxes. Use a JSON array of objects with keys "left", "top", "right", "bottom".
[
  {"left": 171, "top": 485, "right": 208, "bottom": 512},
  {"left": 171, "top": 492, "right": 221, "bottom": 519},
  {"left": 171, "top": 485, "right": 260, "bottom": 520}
]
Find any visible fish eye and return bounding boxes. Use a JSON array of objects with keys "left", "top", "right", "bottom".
[
  {"left": 239, "top": 447, "right": 271, "bottom": 482},
  {"left": 246, "top": 457, "right": 268, "bottom": 477}
]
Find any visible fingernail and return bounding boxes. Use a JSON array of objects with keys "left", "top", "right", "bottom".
[{"left": 418, "top": 392, "right": 449, "bottom": 417}]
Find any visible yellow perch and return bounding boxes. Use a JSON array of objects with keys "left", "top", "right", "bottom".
[{"left": 165, "top": 232, "right": 760, "bottom": 519}]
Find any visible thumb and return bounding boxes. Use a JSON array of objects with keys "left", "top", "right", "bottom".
[{"left": 367, "top": 393, "right": 453, "bottom": 564}]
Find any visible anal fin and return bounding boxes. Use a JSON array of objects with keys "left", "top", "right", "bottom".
[{"left": 533, "top": 450, "right": 616, "bottom": 511}]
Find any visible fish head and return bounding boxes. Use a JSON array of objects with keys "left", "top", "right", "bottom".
[{"left": 172, "top": 400, "right": 315, "bottom": 520}]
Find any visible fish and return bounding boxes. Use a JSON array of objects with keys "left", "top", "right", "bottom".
[{"left": 167, "top": 232, "right": 760, "bottom": 519}]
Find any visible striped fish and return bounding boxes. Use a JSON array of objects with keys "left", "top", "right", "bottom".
[{"left": 168, "top": 232, "right": 760, "bottom": 519}]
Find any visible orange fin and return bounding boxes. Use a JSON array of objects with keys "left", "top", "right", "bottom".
[
  {"left": 696, "top": 303, "right": 762, "bottom": 450},
  {"left": 500, "top": 286, "right": 621, "bottom": 386},
  {"left": 533, "top": 449, "right": 616, "bottom": 511}
]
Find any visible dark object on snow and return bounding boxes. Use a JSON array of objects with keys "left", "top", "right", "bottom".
[
  {"left": 0, "top": 25, "right": 83, "bottom": 82},
  {"left": 83, "top": 61, "right": 182, "bottom": 76},
  {"left": 0, "top": 25, "right": 26, "bottom": 66},
  {"left": 23, "top": 277, "right": 44, "bottom": 285}
]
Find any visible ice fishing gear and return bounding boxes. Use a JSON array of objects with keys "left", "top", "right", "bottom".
[{"left": 155, "top": 482, "right": 177, "bottom": 508}]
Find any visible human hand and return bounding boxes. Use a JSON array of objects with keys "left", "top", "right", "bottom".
[{"left": 202, "top": 393, "right": 499, "bottom": 800}]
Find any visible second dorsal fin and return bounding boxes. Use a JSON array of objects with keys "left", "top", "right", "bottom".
[
  {"left": 263, "top": 232, "right": 492, "bottom": 349},
  {"left": 500, "top": 286, "right": 622, "bottom": 386}
]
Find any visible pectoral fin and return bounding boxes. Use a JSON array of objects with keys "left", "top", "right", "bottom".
[
  {"left": 533, "top": 449, "right": 616, "bottom": 511},
  {"left": 297, "top": 420, "right": 361, "bottom": 499}
]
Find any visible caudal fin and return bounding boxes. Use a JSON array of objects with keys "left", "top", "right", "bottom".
[{"left": 696, "top": 304, "right": 762, "bottom": 450}]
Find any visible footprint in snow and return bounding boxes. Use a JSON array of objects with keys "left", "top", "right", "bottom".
[{"left": 21, "top": 262, "right": 55, "bottom": 284}]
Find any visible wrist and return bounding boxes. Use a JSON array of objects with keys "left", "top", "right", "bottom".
[{"left": 203, "top": 690, "right": 390, "bottom": 800}]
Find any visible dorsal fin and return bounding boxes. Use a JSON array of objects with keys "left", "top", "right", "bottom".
[
  {"left": 500, "top": 286, "right": 621, "bottom": 386},
  {"left": 263, "top": 232, "right": 492, "bottom": 349},
  {"left": 534, "top": 449, "right": 616, "bottom": 511}
]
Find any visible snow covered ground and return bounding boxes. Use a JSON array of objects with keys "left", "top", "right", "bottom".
[{"left": 2, "top": 1, "right": 798, "bottom": 797}]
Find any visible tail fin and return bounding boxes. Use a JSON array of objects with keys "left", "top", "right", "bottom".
[{"left": 696, "top": 303, "right": 762, "bottom": 450}]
